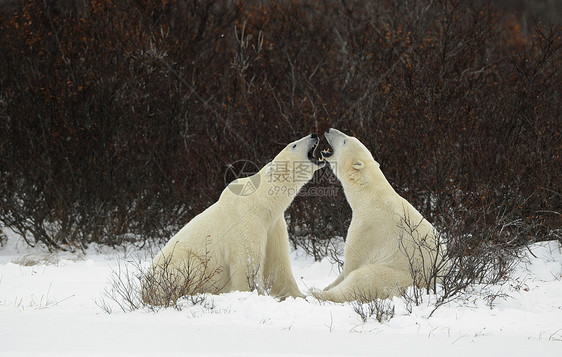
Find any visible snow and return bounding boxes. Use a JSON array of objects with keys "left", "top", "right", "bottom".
[{"left": 1, "top": 229, "right": 561, "bottom": 356}]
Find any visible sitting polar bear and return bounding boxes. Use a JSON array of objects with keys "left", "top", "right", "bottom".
[
  {"left": 144, "top": 134, "right": 324, "bottom": 305},
  {"left": 317, "top": 128, "right": 446, "bottom": 302}
]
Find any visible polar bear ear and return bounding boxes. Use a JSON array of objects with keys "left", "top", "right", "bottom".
[{"left": 352, "top": 160, "right": 365, "bottom": 170}]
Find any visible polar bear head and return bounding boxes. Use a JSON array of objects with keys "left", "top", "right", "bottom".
[
  {"left": 280, "top": 133, "right": 325, "bottom": 167},
  {"left": 322, "top": 128, "right": 379, "bottom": 186},
  {"left": 263, "top": 133, "right": 325, "bottom": 187},
  {"left": 226, "top": 134, "right": 324, "bottom": 199}
]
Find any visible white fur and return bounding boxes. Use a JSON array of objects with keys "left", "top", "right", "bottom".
[
  {"left": 318, "top": 129, "right": 446, "bottom": 302},
  {"left": 145, "top": 135, "right": 323, "bottom": 304}
]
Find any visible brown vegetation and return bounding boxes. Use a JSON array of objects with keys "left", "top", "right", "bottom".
[{"left": 0, "top": 0, "right": 560, "bottom": 253}]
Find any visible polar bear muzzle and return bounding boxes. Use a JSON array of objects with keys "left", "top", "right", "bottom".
[
  {"left": 307, "top": 134, "right": 325, "bottom": 167},
  {"left": 321, "top": 129, "right": 336, "bottom": 159}
]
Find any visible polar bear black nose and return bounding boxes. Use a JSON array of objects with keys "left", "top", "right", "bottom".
[
  {"left": 326, "top": 128, "right": 331, "bottom": 133},
  {"left": 311, "top": 133, "right": 318, "bottom": 139}
]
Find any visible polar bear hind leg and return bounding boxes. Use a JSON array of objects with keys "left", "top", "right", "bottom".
[
  {"left": 323, "top": 271, "right": 345, "bottom": 291},
  {"left": 227, "top": 238, "right": 268, "bottom": 293},
  {"left": 319, "top": 264, "right": 412, "bottom": 303}
]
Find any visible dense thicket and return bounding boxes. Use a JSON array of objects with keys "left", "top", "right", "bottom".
[{"left": 0, "top": 0, "right": 560, "bottom": 253}]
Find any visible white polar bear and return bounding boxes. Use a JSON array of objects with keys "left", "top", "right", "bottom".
[
  {"left": 143, "top": 134, "right": 324, "bottom": 305},
  {"left": 316, "top": 128, "right": 446, "bottom": 302}
]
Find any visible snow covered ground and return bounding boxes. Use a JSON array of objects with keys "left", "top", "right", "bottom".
[{"left": 1, "top": 229, "right": 561, "bottom": 356}]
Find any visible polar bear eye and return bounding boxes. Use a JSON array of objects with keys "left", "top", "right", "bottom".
[
  {"left": 292, "top": 144, "right": 297, "bottom": 149},
  {"left": 343, "top": 139, "right": 347, "bottom": 145}
]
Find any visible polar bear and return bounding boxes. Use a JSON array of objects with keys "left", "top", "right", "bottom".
[
  {"left": 316, "top": 129, "right": 446, "bottom": 303},
  {"left": 143, "top": 134, "right": 324, "bottom": 305}
]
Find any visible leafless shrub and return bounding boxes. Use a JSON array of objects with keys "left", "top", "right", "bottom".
[
  {"left": 327, "top": 239, "right": 345, "bottom": 272},
  {"left": 245, "top": 258, "right": 274, "bottom": 296},
  {"left": 288, "top": 170, "right": 351, "bottom": 261},
  {"left": 0, "top": 229, "right": 6, "bottom": 247},
  {"left": 399, "top": 202, "right": 525, "bottom": 316},
  {"left": 351, "top": 290, "right": 395, "bottom": 323},
  {"left": 97, "top": 250, "right": 221, "bottom": 313},
  {"left": 11, "top": 253, "right": 60, "bottom": 266},
  {"left": 141, "top": 250, "right": 224, "bottom": 308},
  {"left": 398, "top": 214, "right": 448, "bottom": 296}
]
